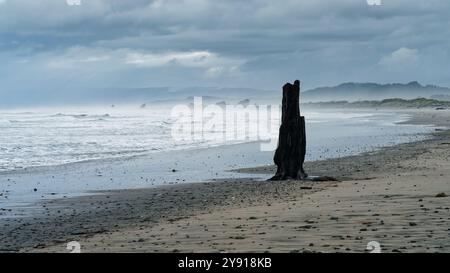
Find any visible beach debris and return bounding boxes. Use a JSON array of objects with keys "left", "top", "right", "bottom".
[
  {"left": 435, "top": 192, "right": 447, "bottom": 198},
  {"left": 271, "top": 80, "right": 307, "bottom": 180},
  {"left": 229, "top": 236, "right": 246, "bottom": 240},
  {"left": 296, "top": 225, "right": 314, "bottom": 230},
  {"left": 308, "top": 176, "right": 339, "bottom": 182}
]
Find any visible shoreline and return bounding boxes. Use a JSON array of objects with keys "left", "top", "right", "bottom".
[
  {"left": 0, "top": 109, "right": 449, "bottom": 252},
  {"left": 0, "top": 109, "right": 432, "bottom": 217}
]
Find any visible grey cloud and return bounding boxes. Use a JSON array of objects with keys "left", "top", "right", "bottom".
[{"left": 0, "top": 0, "right": 450, "bottom": 104}]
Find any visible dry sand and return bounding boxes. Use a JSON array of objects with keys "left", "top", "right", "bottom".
[{"left": 2, "top": 109, "right": 449, "bottom": 253}]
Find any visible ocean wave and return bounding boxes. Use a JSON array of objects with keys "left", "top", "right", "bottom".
[{"left": 50, "top": 113, "right": 113, "bottom": 119}]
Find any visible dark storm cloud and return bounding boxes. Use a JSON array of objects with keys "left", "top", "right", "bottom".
[{"left": 0, "top": 0, "right": 449, "bottom": 100}]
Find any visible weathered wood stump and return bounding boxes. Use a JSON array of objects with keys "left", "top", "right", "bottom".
[{"left": 270, "top": 80, "right": 307, "bottom": 180}]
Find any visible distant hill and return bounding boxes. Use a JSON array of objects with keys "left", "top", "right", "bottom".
[
  {"left": 303, "top": 98, "right": 450, "bottom": 109},
  {"left": 8, "top": 86, "right": 277, "bottom": 107},
  {"left": 5, "top": 81, "right": 450, "bottom": 108},
  {"left": 95, "top": 86, "right": 277, "bottom": 103},
  {"left": 431, "top": 94, "right": 450, "bottom": 101},
  {"left": 302, "top": 82, "right": 450, "bottom": 102}
]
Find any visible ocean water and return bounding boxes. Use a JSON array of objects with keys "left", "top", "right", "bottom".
[{"left": 0, "top": 105, "right": 434, "bottom": 173}]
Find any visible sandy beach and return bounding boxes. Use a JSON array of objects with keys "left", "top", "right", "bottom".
[{"left": 1, "top": 109, "right": 449, "bottom": 253}]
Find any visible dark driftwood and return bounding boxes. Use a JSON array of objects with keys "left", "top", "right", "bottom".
[{"left": 270, "top": 80, "right": 307, "bottom": 180}]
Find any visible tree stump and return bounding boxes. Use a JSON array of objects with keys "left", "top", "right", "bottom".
[{"left": 270, "top": 80, "right": 307, "bottom": 180}]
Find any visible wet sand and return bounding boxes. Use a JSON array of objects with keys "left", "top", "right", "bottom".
[{"left": 1, "top": 109, "right": 449, "bottom": 253}]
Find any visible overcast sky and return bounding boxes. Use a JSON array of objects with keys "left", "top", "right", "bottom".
[{"left": 1, "top": 0, "right": 450, "bottom": 100}]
